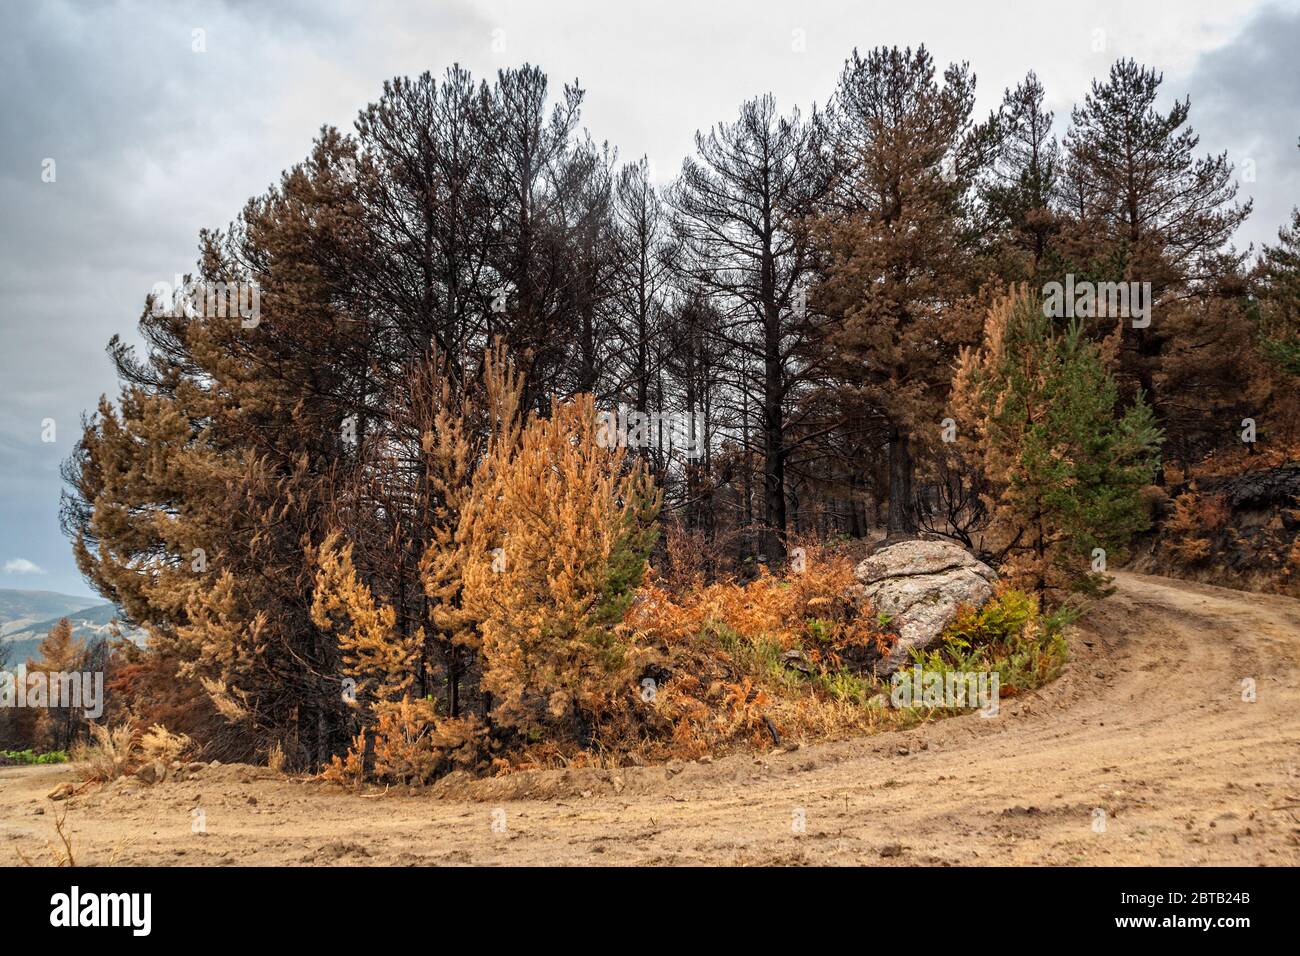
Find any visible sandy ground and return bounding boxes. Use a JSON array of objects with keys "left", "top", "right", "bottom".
[{"left": 3, "top": 570, "right": 1299, "bottom": 866}]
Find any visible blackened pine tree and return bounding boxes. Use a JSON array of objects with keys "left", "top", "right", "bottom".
[
  {"left": 980, "top": 70, "right": 1060, "bottom": 278},
  {"left": 1059, "top": 59, "right": 1254, "bottom": 472},
  {"left": 670, "top": 94, "right": 831, "bottom": 565},
  {"left": 1256, "top": 200, "right": 1300, "bottom": 378},
  {"left": 611, "top": 156, "right": 673, "bottom": 470},
  {"left": 1062, "top": 59, "right": 1248, "bottom": 285}
]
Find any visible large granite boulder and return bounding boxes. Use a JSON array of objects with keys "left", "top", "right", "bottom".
[{"left": 850, "top": 539, "right": 997, "bottom": 675}]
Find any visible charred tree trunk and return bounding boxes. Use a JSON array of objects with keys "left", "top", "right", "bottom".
[{"left": 887, "top": 426, "right": 917, "bottom": 535}]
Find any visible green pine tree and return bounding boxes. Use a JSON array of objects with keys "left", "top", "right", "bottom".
[{"left": 953, "top": 286, "right": 1163, "bottom": 607}]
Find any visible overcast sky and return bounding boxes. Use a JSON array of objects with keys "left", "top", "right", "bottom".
[{"left": 1, "top": 0, "right": 1297, "bottom": 598}]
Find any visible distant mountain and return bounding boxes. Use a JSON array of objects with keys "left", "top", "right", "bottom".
[
  {"left": 7, "top": 602, "right": 141, "bottom": 640},
  {"left": 0, "top": 589, "right": 144, "bottom": 666},
  {"left": 0, "top": 588, "right": 103, "bottom": 636}
]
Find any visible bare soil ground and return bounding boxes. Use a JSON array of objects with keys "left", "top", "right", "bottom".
[{"left": 4, "top": 571, "right": 1299, "bottom": 866}]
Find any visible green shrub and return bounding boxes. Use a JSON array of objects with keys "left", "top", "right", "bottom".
[
  {"left": 1, "top": 749, "right": 70, "bottom": 765},
  {"left": 906, "top": 588, "right": 1071, "bottom": 700}
]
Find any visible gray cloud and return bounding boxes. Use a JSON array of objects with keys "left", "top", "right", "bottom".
[
  {"left": 1184, "top": 2, "right": 1300, "bottom": 251},
  {"left": 0, "top": 0, "right": 487, "bottom": 595},
  {"left": 0, "top": 0, "right": 1295, "bottom": 596}
]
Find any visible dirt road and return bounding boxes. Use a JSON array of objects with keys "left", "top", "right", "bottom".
[{"left": 4, "top": 571, "right": 1299, "bottom": 865}]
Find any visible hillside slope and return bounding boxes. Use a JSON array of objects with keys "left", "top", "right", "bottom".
[
  {"left": 0, "top": 589, "right": 102, "bottom": 636},
  {"left": 0, "top": 598, "right": 143, "bottom": 665}
]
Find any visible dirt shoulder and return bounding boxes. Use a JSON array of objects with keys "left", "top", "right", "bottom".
[{"left": 3, "top": 571, "right": 1299, "bottom": 866}]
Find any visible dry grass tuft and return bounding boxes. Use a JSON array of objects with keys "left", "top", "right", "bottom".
[
  {"left": 141, "top": 724, "right": 192, "bottom": 764},
  {"left": 15, "top": 807, "right": 77, "bottom": 867},
  {"left": 72, "top": 721, "right": 139, "bottom": 782},
  {"left": 266, "top": 740, "right": 286, "bottom": 773}
]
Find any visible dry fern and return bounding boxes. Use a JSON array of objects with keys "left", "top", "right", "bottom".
[{"left": 320, "top": 732, "right": 367, "bottom": 788}]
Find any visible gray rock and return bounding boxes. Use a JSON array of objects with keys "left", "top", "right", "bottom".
[
  {"left": 850, "top": 539, "right": 997, "bottom": 675},
  {"left": 134, "top": 760, "right": 167, "bottom": 785}
]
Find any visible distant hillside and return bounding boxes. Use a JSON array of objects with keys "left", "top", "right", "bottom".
[
  {"left": 0, "top": 589, "right": 145, "bottom": 666},
  {"left": 0, "top": 588, "right": 102, "bottom": 636},
  {"left": 2, "top": 637, "right": 41, "bottom": 666},
  {"left": 7, "top": 603, "right": 143, "bottom": 640}
]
